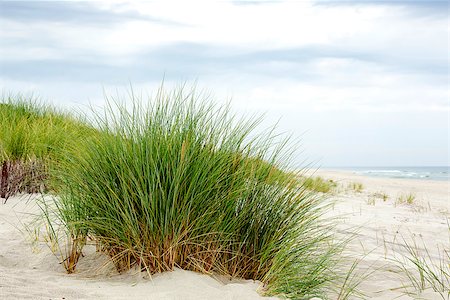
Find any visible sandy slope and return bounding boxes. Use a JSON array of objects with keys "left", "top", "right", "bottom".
[
  {"left": 0, "top": 194, "right": 276, "bottom": 300},
  {"left": 1, "top": 171, "right": 448, "bottom": 299},
  {"left": 317, "top": 170, "right": 449, "bottom": 300}
]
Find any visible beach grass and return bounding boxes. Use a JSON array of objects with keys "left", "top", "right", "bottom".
[
  {"left": 391, "top": 233, "right": 450, "bottom": 299},
  {"left": 348, "top": 182, "right": 364, "bottom": 193},
  {"left": 366, "top": 197, "right": 376, "bottom": 206},
  {"left": 40, "top": 86, "right": 344, "bottom": 298},
  {"left": 0, "top": 94, "right": 87, "bottom": 161},
  {"left": 372, "top": 191, "right": 389, "bottom": 202},
  {"left": 396, "top": 192, "right": 416, "bottom": 205},
  {"left": 302, "top": 176, "right": 337, "bottom": 194},
  {"left": 0, "top": 94, "right": 94, "bottom": 198}
]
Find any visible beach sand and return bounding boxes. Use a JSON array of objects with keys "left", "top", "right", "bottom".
[
  {"left": 0, "top": 171, "right": 448, "bottom": 299},
  {"left": 0, "top": 194, "right": 276, "bottom": 300},
  {"left": 317, "top": 170, "right": 449, "bottom": 299}
]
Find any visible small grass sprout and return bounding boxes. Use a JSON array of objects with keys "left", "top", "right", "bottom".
[
  {"left": 349, "top": 182, "right": 364, "bottom": 193},
  {"left": 396, "top": 193, "right": 416, "bottom": 206},
  {"left": 372, "top": 191, "right": 389, "bottom": 202},
  {"left": 366, "top": 197, "right": 376, "bottom": 206}
]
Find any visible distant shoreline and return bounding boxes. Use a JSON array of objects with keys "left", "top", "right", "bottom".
[{"left": 318, "top": 166, "right": 449, "bottom": 181}]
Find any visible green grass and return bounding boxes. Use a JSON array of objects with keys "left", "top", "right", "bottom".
[
  {"left": 0, "top": 93, "right": 95, "bottom": 198},
  {"left": 41, "top": 86, "right": 344, "bottom": 299},
  {"left": 0, "top": 94, "right": 88, "bottom": 161},
  {"left": 302, "top": 176, "right": 337, "bottom": 193},
  {"left": 372, "top": 191, "right": 389, "bottom": 202},
  {"left": 396, "top": 192, "right": 416, "bottom": 206},
  {"left": 366, "top": 197, "right": 376, "bottom": 206},
  {"left": 348, "top": 182, "right": 364, "bottom": 193},
  {"left": 391, "top": 234, "right": 450, "bottom": 299},
  {"left": 366, "top": 191, "right": 389, "bottom": 206}
]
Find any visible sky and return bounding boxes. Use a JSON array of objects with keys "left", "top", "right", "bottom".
[{"left": 0, "top": 0, "right": 448, "bottom": 167}]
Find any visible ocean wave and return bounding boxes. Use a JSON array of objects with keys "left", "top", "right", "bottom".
[
  {"left": 363, "top": 170, "right": 403, "bottom": 174},
  {"left": 352, "top": 168, "right": 449, "bottom": 181}
]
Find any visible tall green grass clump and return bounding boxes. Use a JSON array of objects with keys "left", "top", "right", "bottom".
[
  {"left": 0, "top": 94, "right": 94, "bottom": 198},
  {"left": 49, "top": 87, "right": 341, "bottom": 298},
  {"left": 1, "top": 94, "right": 69, "bottom": 161}
]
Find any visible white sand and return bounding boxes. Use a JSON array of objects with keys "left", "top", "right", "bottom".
[
  {"left": 317, "top": 170, "right": 449, "bottom": 299},
  {"left": 0, "top": 194, "right": 276, "bottom": 300},
  {"left": 1, "top": 171, "right": 448, "bottom": 299}
]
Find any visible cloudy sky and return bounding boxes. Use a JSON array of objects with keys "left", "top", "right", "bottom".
[{"left": 0, "top": 0, "right": 448, "bottom": 167}]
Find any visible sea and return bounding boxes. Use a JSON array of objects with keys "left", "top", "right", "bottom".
[{"left": 329, "top": 166, "right": 449, "bottom": 181}]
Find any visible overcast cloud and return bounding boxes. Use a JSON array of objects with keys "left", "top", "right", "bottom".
[{"left": 0, "top": 0, "right": 448, "bottom": 166}]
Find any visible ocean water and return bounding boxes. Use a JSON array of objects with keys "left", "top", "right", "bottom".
[{"left": 332, "top": 166, "right": 449, "bottom": 181}]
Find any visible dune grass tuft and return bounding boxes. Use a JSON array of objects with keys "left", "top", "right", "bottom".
[
  {"left": 42, "top": 86, "right": 343, "bottom": 298},
  {"left": 0, "top": 93, "right": 95, "bottom": 199},
  {"left": 348, "top": 182, "right": 364, "bottom": 193},
  {"left": 396, "top": 192, "right": 416, "bottom": 205},
  {"left": 302, "top": 176, "right": 337, "bottom": 194}
]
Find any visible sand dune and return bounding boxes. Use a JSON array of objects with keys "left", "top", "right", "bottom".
[
  {"left": 0, "top": 195, "right": 276, "bottom": 300},
  {"left": 317, "top": 170, "right": 449, "bottom": 299},
  {"left": 1, "top": 171, "right": 448, "bottom": 299}
]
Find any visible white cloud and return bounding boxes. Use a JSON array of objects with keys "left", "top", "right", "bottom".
[
  {"left": 98, "top": 1, "right": 386, "bottom": 51},
  {"left": 0, "top": 1, "right": 392, "bottom": 58},
  {"left": 0, "top": 0, "right": 448, "bottom": 166}
]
